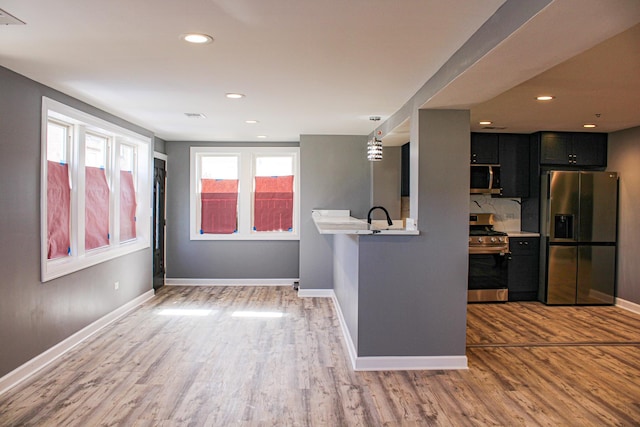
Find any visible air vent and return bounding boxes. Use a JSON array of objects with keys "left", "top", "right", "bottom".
[
  {"left": 184, "top": 113, "right": 207, "bottom": 119},
  {"left": 482, "top": 126, "right": 507, "bottom": 130},
  {"left": 0, "top": 8, "right": 26, "bottom": 25}
]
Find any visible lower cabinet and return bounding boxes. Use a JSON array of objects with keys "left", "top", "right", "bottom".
[{"left": 508, "top": 237, "right": 539, "bottom": 301}]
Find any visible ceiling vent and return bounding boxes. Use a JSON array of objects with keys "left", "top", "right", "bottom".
[
  {"left": 184, "top": 113, "right": 207, "bottom": 119},
  {"left": 0, "top": 8, "right": 26, "bottom": 25}
]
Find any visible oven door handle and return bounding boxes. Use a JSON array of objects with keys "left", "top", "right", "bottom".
[{"left": 469, "top": 247, "right": 511, "bottom": 256}]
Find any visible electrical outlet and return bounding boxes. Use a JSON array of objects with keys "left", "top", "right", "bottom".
[{"left": 114, "top": 281, "right": 119, "bottom": 290}]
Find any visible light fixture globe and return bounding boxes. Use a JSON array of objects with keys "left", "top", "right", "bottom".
[{"left": 367, "top": 138, "right": 383, "bottom": 161}]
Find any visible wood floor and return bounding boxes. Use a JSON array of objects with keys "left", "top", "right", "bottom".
[{"left": 1, "top": 286, "right": 639, "bottom": 426}]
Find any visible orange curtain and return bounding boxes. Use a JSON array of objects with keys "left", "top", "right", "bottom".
[
  {"left": 47, "top": 161, "right": 70, "bottom": 259},
  {"left": 201, "top": 179, "right": 238, "bottom": 234},
  {"left": 120, "top": 171, "right": 137, "bottom": 241},
  {"left": 85, "top": 167, "right": 110, "bottom": 250},
  {"left": 254, "top": 176, "right": 293, "bottom": 232}
]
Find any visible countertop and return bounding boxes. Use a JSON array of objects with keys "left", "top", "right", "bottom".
[
  {"left": 312, "top": 210, "right": 420, "bottom": 236},
  {"left": 505, "top": 231, "right": 540, "bottom": 237}
]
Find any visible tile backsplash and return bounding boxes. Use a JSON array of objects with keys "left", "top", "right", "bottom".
[{"left": 470, "top": 195, "right": 521, "bottom": 232}]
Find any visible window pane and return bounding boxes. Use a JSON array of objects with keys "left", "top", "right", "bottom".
[
  {"left": 85, "top": 167, "right": 110, "bottom": 250},
  {"left": 120, "top": 170, "right": 137, "bottom": 241},
  {"left": 254, "top": 175, "right": 294, "bottom": 232},
  {"left": 47, "top": 121, "right": 68, "bottom": 163},
  {"left": 255, "top": 156, "right": 293, "bottom": 177},
  {"left": 120, "top": 144, "right": 135, "bottom": 172},
  {"left": 47, "top": 161, "right": 70, "bottom": 259},
  {"left": 201, "top": 179, "right": 238, "bottom": 234},
  {"left": 86, "top": 133, "right": 108, "bottom": 169},
  {"left": 201, "top": 156, "right": 238, "bottom": 179}
]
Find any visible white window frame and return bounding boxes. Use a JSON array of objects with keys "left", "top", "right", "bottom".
[
  {"left": 190, "top": 146, "right": 300, "bottom": 241},
  {"left": 41, "top": 97, "right": 152, "bottom": 282}
]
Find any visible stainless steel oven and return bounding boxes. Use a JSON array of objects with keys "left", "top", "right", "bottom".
[{"left": 468, "top": 213, "right": 509, "bottom": 302}]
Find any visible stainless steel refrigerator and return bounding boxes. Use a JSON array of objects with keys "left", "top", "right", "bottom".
[{"left": 540, "top": 171, "right": 618, "bottom": 305}]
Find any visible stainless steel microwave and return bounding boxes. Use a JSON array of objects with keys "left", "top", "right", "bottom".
[{"left": 470, "top": 164, "right": 501, "bottom": 195}]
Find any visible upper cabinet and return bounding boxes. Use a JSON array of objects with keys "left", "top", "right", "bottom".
[
  {"left": 470, "top": 133, "right": 499, "bottom": 164},
  {"left": 470, "top": 132, "right": 530, "bottom": 198},
  {"left": 499, "top": 134, "right": 530, "bottom": 198},
  {"left": 537, "top": 131, "right": 607, "bottom": 167}
]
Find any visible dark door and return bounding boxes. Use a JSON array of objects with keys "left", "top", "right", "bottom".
[{"left": 153, "top": 157, "right": 166, "bottom": 290}]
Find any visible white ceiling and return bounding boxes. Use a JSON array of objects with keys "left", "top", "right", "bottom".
[{"left": 1, "top": 1, "right": 639, "bottom": 143}]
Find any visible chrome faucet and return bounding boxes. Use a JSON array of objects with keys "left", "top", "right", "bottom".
[{"left": 367, "top": 206, "right": 393, "bottom": 226}]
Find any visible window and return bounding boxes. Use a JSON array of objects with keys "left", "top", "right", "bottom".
[
  {"left": 190, "top": 147, "right": 299, "bottom": 240},
  {"left": 41, "top": 97, "right": 151, "bottom": 281},
  {"left": 46, "top": 120, "right": 71, "bottom": 260}
]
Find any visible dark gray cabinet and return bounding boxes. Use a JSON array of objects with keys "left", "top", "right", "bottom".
[
  {"left": 539, "top": 132, "right": 607, "bottom": 167},
  {"left": 499, "top": 134, "right": 530, "bottom": 198},
  {"left": 470, "top": 133, "right": 499, "bottom": 164},
  {"left": 508, "top": 237, "right": 539, "bottom": 301},
  {"left": 470, "top": 132, "right": 530, "bottom": 197}
]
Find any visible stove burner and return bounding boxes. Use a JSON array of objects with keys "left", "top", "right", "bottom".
[
  {"left": 469, "top": 213, "right": 509, "bottom": 254},
  {"left": 469, "top": 229, "right": 508, "bottom": 237}
]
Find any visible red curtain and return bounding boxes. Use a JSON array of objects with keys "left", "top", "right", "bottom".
[
  {"left": 120, "top": 171, "right": 137, "bottom": 241},
  {"left": 254, "top": 176, "right": 293, "bottom": 232},
  {"left": 85, "top": 167, "right": 110, "bottom": 250},
  {"left": 47, "top": 161, "right": 70, "bottom": 259},
  {"left": 201, "top": 179, "right": 238, "bottom": 234}
]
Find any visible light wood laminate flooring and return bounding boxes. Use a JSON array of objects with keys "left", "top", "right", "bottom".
[{"left": 1, "top": 286, "right": 639, "bottom": 426}]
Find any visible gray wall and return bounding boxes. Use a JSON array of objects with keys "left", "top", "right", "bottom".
[
  {"left": 154, "top": 136, "right": 167, "bottom": 154},
  {"left": 299, "top": 135, "right": 371, "bottom": 290},
  {"left": 371, "top": 146, "right": 402, "bottom": 220},
  {"left": 0, "top": 66, "right": 153, "bottom": 377},
  {"left": 357, "top": 110, "right": 470, "bottom": 357},
  {"left": 333, "top": 234, "right": 360, "bottom": 347},
  {"left": 164, "top": 141, "right": 300, "bottom": 280},
  {"left": 607, "top": 126, "right": 640, "bottom": 304}
]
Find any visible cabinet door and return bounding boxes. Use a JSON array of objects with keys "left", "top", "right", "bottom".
[
  {"left": 499, "top": 134, "right": 530, "bottom": 197},
  {"left": 471, "top": 133, "right": 499, "bottom": 164},
  {"left": 540, "top": 132, "right": 572, "bottom": 165},
  {"left": 573, "top": 133, "right": 607, "bottom": 167},
  {"left": 508, "top": 255, "right": 539, "bottom": 300},
  {"left": 508, "top": 237, "right": 540, "bottom": 301}
]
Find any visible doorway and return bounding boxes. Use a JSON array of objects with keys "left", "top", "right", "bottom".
[{"left": 153, "top": 156, "right": 166, "bottom": 290}]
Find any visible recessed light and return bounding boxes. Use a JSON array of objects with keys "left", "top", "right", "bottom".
[
  {"left": 536, "top": 95, "right": 555, "bottom": 101},
  {"left": 257, "top": 135, "right": 267, "bottom": 139},
  {"left": 180, "top": 33, "right": 213, "bottom": 44},
  {"left": 245, "top": 120, "right": 259, "bottom": 124},
  {"left": 226, "top": 93, "right": 245, "bottom": 99},
  {"left": 583, "top": 124, "right": 597, "bottom": 128},
  {"left": 479, "top": 121, "right": 492, "bottom": 125}
]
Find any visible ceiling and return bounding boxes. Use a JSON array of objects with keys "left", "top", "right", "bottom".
[{"left": 1, "top": 1, "right": 639, "bottom": 143}]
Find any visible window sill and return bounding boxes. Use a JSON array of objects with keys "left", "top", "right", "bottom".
[{"left": 42, "top": 239, "right": 149, "bottom": 282}]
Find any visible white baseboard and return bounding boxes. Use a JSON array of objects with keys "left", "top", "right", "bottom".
[
  {"left": 297, "top": 288, "right": 334, "bottom": 298},
  {"left": 616, "top": 297, "right": 640, "bottom": 315},
  {"left": 354, "top": 356, "right": 468, "bottom": 371},
  {"left": 165, "top": 278, "right": 298, "bottom": 286},
  {"left": 329, "top": 291, "right": 468, "bottom": 371},
  {"left": 0, "top": 290, "right": 154, "bottom": 396},
  {"left": 330, "top": 292, "right": 359, "bottom": 369}
]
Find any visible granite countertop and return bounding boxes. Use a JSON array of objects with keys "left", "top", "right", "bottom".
[
  {"left": 506, "top": 231, "right": 540, "bottom": 237},
  {"left": 312, "top": 209, "right": 420, "bottom": 236}
]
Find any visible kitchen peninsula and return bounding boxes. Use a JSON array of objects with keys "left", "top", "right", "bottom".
[{"left": 312, "top": 210, "right": 467, "bottom": 371}]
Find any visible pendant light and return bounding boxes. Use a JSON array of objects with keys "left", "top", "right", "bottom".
[
  {"left": 367, "top": 123, "right": 383, "bottom": 161},
  {"left": 367, "top": 137, "right": 383, "bottom": 161}
]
